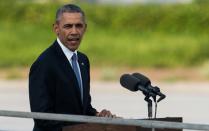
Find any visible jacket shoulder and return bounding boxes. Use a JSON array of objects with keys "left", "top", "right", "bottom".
[{"left": 30, "top": 42, "right": 58, "bottom": 71}]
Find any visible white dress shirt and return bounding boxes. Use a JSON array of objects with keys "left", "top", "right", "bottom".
[{"left": 57, "top": 38, "right": 83, "bottom": 94}]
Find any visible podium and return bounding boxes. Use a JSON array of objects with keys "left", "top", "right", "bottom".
[{"left": 63, "top": 117, "right": 182, "bottom": 131}]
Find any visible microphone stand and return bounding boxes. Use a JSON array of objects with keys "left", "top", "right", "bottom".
[
  {"left": 144, "top": 95, "right": 156, "bottom": 131},
  {"left": 144, "top": 95, "right": 153, "bottom": 119},
  {"left": 154, "top": 101, "right": 157, "bottom": 119}
]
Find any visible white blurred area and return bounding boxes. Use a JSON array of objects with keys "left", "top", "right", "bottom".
[{"left": 0, "top": 80, "right": 209, "bottom": 130}]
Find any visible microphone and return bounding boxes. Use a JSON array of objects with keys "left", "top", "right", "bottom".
[
  {"left": 120, "top": 74, "right": 156, "bottom": 97},
  {"left": 132, "top": 73, "right": 166, "bottom": 102}
]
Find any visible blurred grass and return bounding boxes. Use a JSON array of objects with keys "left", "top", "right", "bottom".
[
  {"left": 84, "top": 28, "right": 209, "bottom": 68},
  {"left": 0, "top": 1, "right": 209, "bottom": 68},
  {"left": 0, "top": 23, "right": 53, "bottom": 67}
]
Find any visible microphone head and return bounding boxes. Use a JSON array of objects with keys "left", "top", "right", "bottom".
[
  {"left": 120, "top": 74, "right": 140, "bottom": 92},
  {"left": 132, "top": 73, "right": 151, "bottom": 86}
]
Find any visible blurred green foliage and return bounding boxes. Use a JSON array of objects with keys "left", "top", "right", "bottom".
[
  {"left": 86, "top": 3, "right": 209, "bottom": 34},
  {"left": 0, "top": 0, "right": 208, "bottom": 68}
]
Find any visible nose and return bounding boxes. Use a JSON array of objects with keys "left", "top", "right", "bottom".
[{"left": 71, "top": 25, "right": 78, "bottom": 35}]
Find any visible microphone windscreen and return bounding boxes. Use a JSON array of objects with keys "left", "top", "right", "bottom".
[
  {"left": 132, "top": 73, "right": 151, "bottom": 86},
  {"left": 120, "top": 74, "right": 139, "bottom": 91}
]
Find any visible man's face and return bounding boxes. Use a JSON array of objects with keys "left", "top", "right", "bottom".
[{"left": 53, "top": 12, "right": 86, "bottom": 52}]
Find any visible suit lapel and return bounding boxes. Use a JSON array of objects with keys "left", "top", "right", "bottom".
[
  {"left": 52, "top": 41, "right": 82, "bottom": 105},
  {"left": 78, "top": 53, "right": 88, "bottom": 108}
]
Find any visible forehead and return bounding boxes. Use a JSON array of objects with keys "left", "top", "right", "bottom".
[{"left": 59, "top": 12, "right": 85, "bottom": 24}]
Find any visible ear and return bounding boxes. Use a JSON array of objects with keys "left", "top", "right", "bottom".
[{"left": 53, "top": 23, "right": 59, "bottom": 36}]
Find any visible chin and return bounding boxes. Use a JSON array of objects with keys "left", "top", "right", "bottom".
[{"left": 68, "top": 47, "right": 78, "bottom": 52}]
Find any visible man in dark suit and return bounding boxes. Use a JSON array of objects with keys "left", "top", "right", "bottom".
[{"left": 29, "top": 4, "right": 114, "bottom": 131}]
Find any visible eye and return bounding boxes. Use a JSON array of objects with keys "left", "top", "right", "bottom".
[
  {"left": 75, "top": 24, "right": 84, "bottom": 28},
  {"left": 63, "top": 24, "right": 73, "bottom": 29}
]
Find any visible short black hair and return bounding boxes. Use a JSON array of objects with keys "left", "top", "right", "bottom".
[{"left": 55, "top": 4, "right": 85, "bottom": 22}]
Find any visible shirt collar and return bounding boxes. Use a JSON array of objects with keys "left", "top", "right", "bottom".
[{"left": 57, "top": 38, "right": 78, "bottom": 61}]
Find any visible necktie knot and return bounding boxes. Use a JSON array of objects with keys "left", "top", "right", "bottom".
[{"left": 72, "top": 53, "right": 77, "bottom": 61}]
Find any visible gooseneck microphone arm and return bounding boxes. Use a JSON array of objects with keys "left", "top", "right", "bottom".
[
  {"left": 132, "top": 73, "right": 166, "bottom": 119},
  {"left": 120, "top": 73, "right": 166, "bottom": 119},
  {"left": 120, "top": 74, "right": 157, "bottom": 119},
  {"left": 132, "top": 73, "right": 166, "bottom": 103},
  {"left": 144, "top": 95, "right": 153, "bottom": 119}
]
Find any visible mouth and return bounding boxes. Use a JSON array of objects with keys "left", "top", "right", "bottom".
[{"left": 68, "top": 37, "right": 80, "bottom": 42}]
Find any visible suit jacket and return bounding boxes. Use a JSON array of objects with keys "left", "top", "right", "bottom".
[{"left": 29, "top": 40, "right": 97, "bottom": 131}]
